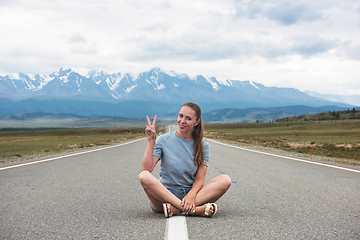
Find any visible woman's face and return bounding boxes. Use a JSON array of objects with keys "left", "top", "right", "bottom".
[{"left": 177, "top": 106, "right": 200, "bottom": 133}]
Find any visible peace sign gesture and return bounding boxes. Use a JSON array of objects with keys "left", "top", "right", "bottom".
[{"left": 145, "top": 115, "right": 157, "bottom": 141}]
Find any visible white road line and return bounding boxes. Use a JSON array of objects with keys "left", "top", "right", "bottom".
[
  {"left": 207, "top": 138, "right": 360, "bottom": 174},
  {"left": 0, "top": 138, "right": 146, "bottom": 171},
  {"left": 165, "top": 216, "right": 188, "bottom": 240},
  {"left": 165, "top": 125, "right": 188, "bottom": 240}
]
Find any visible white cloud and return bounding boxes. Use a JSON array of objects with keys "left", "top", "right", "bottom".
[
  {"left": 0, "top": 0, "right": 359, "bottom": 95},
  {"left": 68, "top": 32, "right": 87, "bottom": 43}
]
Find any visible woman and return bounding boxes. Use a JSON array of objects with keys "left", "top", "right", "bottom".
[{"left": 138, "top": 102, "right": 231, "bottom": 217}]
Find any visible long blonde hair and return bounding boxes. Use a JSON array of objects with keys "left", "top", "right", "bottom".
[{"left": 182, "top": 102, "right": 204, "bottom": 166}]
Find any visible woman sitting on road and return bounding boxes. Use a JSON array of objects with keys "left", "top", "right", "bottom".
[{"left": 138, "top": 102, "right": 231, "bottom": 217}]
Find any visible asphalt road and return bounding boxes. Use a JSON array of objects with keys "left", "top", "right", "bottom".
[{"left": 1, "top": 130, "right": 360, "bottom": 239}]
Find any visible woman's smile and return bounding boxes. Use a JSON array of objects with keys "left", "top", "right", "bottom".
[{"left": 177, "top": 106, "right": 199, "bottom": 137}]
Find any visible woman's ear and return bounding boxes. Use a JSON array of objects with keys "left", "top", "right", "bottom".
[{"left": 195, "top": 119, "right": 201, "bottom": 127}]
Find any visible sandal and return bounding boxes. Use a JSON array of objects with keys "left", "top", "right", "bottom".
[
  {"left": 186, "top": 203, "right": 218, "bottom": 217},
  {"left": 163, "top": 203, "right": 173, "bottom": 218},
  {"left": 204, "top": 203, "right": 218, "bottom": 217}
]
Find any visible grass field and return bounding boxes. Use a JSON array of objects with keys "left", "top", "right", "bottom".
[
  {"left": 1, "top": 120, "right": 360, "bottom": 166},
  {"left": 204, "top": 120, "right": 360, "bottom": 165},
  {"left": 0, "top": 126, "right": 166, "bottom": 163}
]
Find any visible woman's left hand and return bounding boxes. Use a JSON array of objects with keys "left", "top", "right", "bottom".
[{"left": 181, "top": 192, "right": 196, "bottom": 213}]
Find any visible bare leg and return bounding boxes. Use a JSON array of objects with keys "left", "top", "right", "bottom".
[
  {"left": 138, "top": 170, "right": 182, "bottom": 214},
  {"left": 193, "top": 174, "right": 231, "bottom": 216}
]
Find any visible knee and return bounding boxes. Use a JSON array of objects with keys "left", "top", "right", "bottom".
[
  {"left": 220, "top": 174, "right": 232, "bottom": 190},
  {"left": 138, "top": 170, "right": 152, "bottom": 186}
]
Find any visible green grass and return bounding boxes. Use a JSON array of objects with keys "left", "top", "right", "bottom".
[
  {"left": 204, "top": 120, "right": 360, "bottom": 164},
  {"left": 0, "top": 126, "right": 165, "bottom": 160}
]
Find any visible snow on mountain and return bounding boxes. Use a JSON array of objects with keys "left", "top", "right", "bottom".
[
  {"left": 125, "top": 84, "right": 137, "bottom": 93},
  {"left": 162, "top": 69, "right": 187, "bottom": 79},
  {"left": 36, "top": 74, "right": 53, "bottom": 90},
  {"left": 250, "top": 81, "right": 259, "bottom": 89},
  {"left": 0, "top": 67, "right": 354, "bottom": 108},
  {"left": 105, "top": 74, "right": 120, "bottom": 91},
  {"left": 87, "top": 69, "right": 107, "bottom": 84},
  {"left": 218, "top": 79, "right": 234, "bottom": 87},
  {"left": 206, "top": 77, "right": 220, "bottom": 91},
  {"left": 10, "top": 73, "right": 20, "bottom": 80}
]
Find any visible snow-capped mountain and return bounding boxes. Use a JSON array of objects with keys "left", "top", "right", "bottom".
[{"left": 0, "top": 67, "right": 352, "bottom": 114}]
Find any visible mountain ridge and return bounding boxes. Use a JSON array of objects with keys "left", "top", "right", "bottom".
[
  {"left": 0, "top": 67, "right": 357, "bottom": 121},
  {"left": 0, "top": 67, "right": 346, "bottom": 106}
]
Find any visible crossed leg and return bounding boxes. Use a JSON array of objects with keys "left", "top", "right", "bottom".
[{"left": 138, "top": 170, "right": 231, "bottom": 216}]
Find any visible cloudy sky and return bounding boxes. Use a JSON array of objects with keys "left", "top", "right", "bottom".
[{"left": 1, "top": 0, "right": 359, "bottom": 95}]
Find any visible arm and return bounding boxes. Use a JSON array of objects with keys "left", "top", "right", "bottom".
[
  {"left": 141, "top": 139, "right": 159, "bottom": 172},
  {"left": 141, "top": 115, "right": 159, "bottom": 172},
  {"left": 181, "top": 164, "right": 207, "bottom": 213}
]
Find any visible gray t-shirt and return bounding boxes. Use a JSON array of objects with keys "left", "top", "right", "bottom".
[{"left": 153, "top": 132, "right": 210, "bottom": 189}]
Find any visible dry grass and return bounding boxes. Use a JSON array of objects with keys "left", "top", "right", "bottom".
[
  {"left": 204, "top": 120, "right": 360, "bottom": 166},
  {"left": 0, "top": 126, "right": 165, "bottom": 164}
]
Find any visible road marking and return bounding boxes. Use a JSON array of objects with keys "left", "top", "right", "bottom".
[
  {"left": 207, "top": 139, "right": 360, "bottom": 174},
  {"left": 165, "top": 215, "right": 188, "bottom": 240},
  {"left": 0, "top": 138, "right": 146, "bottom": 171}
]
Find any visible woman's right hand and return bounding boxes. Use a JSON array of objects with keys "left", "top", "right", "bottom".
[{"left": 145, "top": 115, "right": 157, "bottom": 141}]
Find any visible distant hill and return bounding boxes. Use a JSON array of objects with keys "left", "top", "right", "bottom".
[
  {"left": 276, "top": 108, "right": 360, "bottom": 122},
  {"left": 1, "top": 105, "right": 356, "bottom": 129},
  {"left": 0, "top": 112, "right": 86, "bottom": 121},
  {"left": 0, "top": 99, "right": 180, "bottom": 119},
  {"left": 202, "top": 105, "right": 351, "bottom": 123},
  {"left": 0, "top": 112, "right": 175, "bottom": 129}
]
